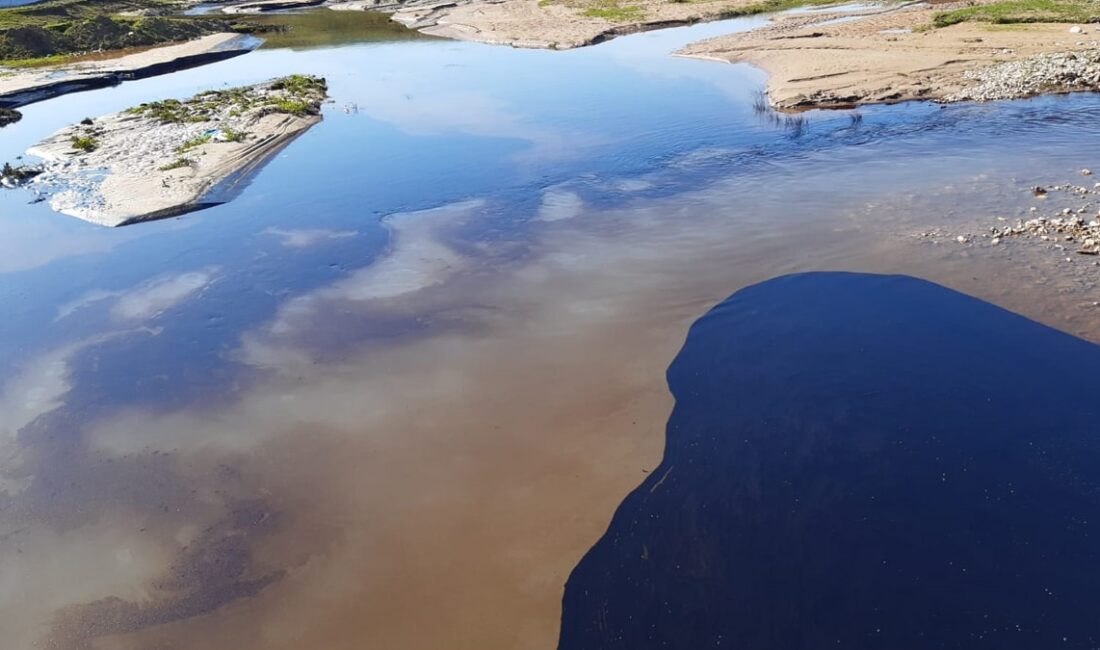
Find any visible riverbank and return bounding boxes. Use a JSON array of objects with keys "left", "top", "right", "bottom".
[
  {"left": 677, "top": 0, "right": 1100, "bottom": 108},
  {"left": 24, "top": 74, "right": 326, "bottom": 226},
  {"left": 0, "top": 32, "right": 259, "bottom": 111},
  {"left": 341, "top": 0, "right": 838, "bottom": 49}
]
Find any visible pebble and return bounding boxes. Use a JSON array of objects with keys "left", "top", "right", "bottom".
[{"left": 946, "top": 49, "right": 1100, "bottom": 102}]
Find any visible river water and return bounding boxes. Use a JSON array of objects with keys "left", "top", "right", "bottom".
[{"left": 1, "top": 11, "right": 1099, "bottom": 649}]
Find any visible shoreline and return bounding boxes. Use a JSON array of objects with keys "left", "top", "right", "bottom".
[
  {"left": 0, "top": 33, "right": 261, "bottom": 111},
  {"left": 4, "top": 0, "right": 1098, "bottom": 114}
]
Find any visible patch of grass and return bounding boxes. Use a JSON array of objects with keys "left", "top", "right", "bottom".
[
  {"left": 0, "top": 52, "right": 73, "bottom": 67},
  {"left": 582, "top": 1, "right": 645, "bottom": 20},
  {"left": 932, "top": 0, "right": 1100, "bottom": 27},
  {"left": 158, "top": 157, "right": 192, "bottom": 171},
  {"left": 70, "top": 135, "right": 98, "bottom": 152},
  {"left": 176, "top": 133, "right": 212, "bottom": 153},
  {"left": 269, "top": 73, "right": 326, "bottom": 96},
  {"left": 127, "top": 98, "right": 212, "bottom": 124},
  {"left": 268, "top": 97, "right": 313, "bottom": 116},
  {"left": 222, "top": 128, "right": 248, "bottom": 142}
]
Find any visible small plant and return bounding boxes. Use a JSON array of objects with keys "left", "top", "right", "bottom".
[
  {"left": 222, "top": 128, "right": 248, "bottom": 143},
  {"left": 70, "top": 135, "right": 98, "bottom": 153},
  {"left": 176, "top": 134, "right": 213, "bottom": 153},
  {"left": 270, "top": 74, "right": 328, "bottom": 96},
  {"left": 80, "top": 117, "right": 93, "bottom": 125},
  {"left": 158, "top": 157, "right": 192, "bottom": 171},
  {"left": 269, "top": 98, "right": 313, "bottom": 116}
]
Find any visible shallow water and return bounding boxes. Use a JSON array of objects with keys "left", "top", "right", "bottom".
[
  {"left": 1, "top": 11, "right": 1099, "bottom": 650},
  {"left": 562, "top": 272, "right": 1100, "bottom": 649}
]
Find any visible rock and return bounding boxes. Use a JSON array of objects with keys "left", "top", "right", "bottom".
[
  {"left": 1069, "top": 25, "right": 1083, "bottom": 34},
  {"left": 1083, "top": 169, "right": 1093, "bottom": 176}
]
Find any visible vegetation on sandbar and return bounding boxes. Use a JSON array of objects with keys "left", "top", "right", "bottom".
[
  {"left": 932, "top": 0, "right": 1100, "bottom": 27},
  {"left": 126, "top": 74, "right": 327, "bottom": 126},
  {"left": 70, "top": 134, "right": 99, "bottom": 152},
  {"left": 123, "top": 74, "right": 327, "bottom": 159}
]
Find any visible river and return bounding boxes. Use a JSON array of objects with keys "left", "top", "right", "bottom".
[{"left": 1, "top": 10, "right": 1099, "bottom": 649}]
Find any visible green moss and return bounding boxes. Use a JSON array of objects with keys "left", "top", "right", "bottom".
[
  {"left": 931, "top": 0, "right": 1099, "bottom": 27},
  {"left": 70, "top": 135, "right": 98, "bottom": 152}
]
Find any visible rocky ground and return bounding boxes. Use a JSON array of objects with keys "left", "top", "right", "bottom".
[
  {"left": 19, "top": 74, "right": 327, "bottom": 226},
  {"left": 919, "top": 172, "right": 1100, "bottom": 261},
  {"left": 946, "top": 50, "right": 1100, "bottom": 102}
]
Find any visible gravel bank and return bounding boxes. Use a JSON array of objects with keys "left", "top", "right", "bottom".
[{"left": 946, "top": 49, "right": 1100, "bottom": 102}]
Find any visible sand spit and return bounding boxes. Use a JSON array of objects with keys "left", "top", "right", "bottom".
[
  {"left": 0, "top": 33, "right": 260, "bottom": 111},
  {"left": 678, "top": 1, "right": 1100, "bottom": 109},
  {"left": 24, "top": 75, "right": 327, "bottom": 227}
]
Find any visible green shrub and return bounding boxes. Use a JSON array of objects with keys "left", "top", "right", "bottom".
[
  {"left": 158, "top": 157, "right": 192, "bottom": 171},
  {"left": 70, "top": 135, "right": 98, "bottom": 152}
]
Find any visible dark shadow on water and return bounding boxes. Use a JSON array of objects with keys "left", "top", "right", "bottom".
[{"left": 559, "top": 272, "right": 1100, "bottom": 649}]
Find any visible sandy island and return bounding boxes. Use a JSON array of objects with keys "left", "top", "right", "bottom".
[{"left": 25, "top": 74, "right": 327, "bottom": 226}]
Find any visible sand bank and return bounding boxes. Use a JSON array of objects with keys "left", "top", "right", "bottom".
[
  {"left": 677, "top": 1, "right": 1100, "bottom": 108},
  {"left": 0, "top": 33, "right": 259, "bottom": 110},
  {"left": 25, "top": 75, "right": 326, "bottom": 226}
]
